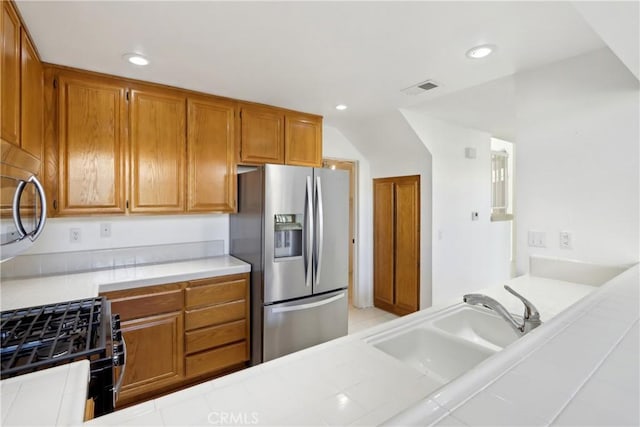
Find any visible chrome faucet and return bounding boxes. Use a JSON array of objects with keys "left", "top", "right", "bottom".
[{"left": 463, "top": 285, "right": 542, "bottom": 336}]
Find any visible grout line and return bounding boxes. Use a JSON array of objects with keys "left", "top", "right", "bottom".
[{"left": 547, "top": 318, "right": 639, "bottom": 425}]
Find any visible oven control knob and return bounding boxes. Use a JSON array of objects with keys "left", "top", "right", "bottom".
[
  {"left": 112, "top": 314, "right": 121, "bottom": 330},
  {"left": 112, "top": 329, "right": 122, "bottom": 341}
]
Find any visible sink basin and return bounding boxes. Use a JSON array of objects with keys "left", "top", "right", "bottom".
[
  {"left": 372, "top": 328, "right": 496, "bottom": 384},
  {"left": 431, "top": 306, "right": 520, "bottom": 351}
]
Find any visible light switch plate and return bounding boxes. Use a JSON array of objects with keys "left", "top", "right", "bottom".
[{"left": 559, "top": 231, "right": 572, "bottom": 249}]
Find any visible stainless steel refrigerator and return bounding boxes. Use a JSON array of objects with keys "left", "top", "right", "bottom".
[{"left": 230, "top": 164, "right": 349, "bottom": 364}]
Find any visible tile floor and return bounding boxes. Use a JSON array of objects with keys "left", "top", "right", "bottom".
[{"left": 348, "top": 305, "right": 398, "bottom": 334}]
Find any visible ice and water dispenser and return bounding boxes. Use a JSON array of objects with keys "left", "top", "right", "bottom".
[{"left": 274, "top": 214, "right": 303, "bottom": 258}]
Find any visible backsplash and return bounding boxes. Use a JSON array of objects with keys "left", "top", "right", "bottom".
[{"left": 0, "top": 240, "right": 224, "bottom": 279}]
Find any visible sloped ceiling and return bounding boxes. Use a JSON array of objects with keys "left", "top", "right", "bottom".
[{"left": 16, "top": 1, "right": 607, "bottom": 127}]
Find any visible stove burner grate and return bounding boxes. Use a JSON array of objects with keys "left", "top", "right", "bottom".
[{"left": 0, "top": 297, "right": 107, "bottom": 379}]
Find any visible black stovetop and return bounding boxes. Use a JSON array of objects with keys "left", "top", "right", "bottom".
[{"left": 0, "top": 297, "right": 107, "bottom": 379}]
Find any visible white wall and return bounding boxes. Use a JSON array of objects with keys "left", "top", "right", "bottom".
[
  {"left": 400, "top": 112, "right": 512, "bottom": 305},
  {"left": 322, "top": 125, "right": 373, "bottom": 308},
  {"left": 515, "top": 48, "right": 640, "bottom": 272},
  {"left": 25, "top": 215, "right": 230, "bottom": 254},
  {"left": 336, "top": 111, "right": 433, "bottom": 310}
]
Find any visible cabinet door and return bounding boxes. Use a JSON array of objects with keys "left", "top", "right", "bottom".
[
  {"left": 130, "top": 88, "right": 186, "bottom": 213},
  {"left": 394, "top": 177, "right": 420, "bottom": 314},
  {"left": 240, "top": 106, "right": 284, "bottom": 164},
  {"left": 57, "top": 73, "right": 126, "bottom": 214},
  {"left": 117, "top": 311, "right": 184, "bottom": 406},
  {"left": 373, "top": 180, "right": 395, "bottom": 308},
  {"left": 1, "top": 1, "right": 20, "bottom": 145},
  {"left": 20, "top": 29, "right": 43, "bottom": 161},
  {"left": 187, "top": 98, "right": 235, "bottom": 212},
  {"left": 285, "top": 113, "right": 322, "bottom": 167}
]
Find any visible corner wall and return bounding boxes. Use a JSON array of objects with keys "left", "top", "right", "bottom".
[
  {"left": 336, "top": 111, "right": 433, "bottom": 310},
  {"left": 514, "top": 48, "right": 640, "bottom": 271},
  {"left": 322, "top": 125, "right": 373, "bottom": 308},
  {"left": 400, "top": 112, "right": 512, "bottom": 305}
]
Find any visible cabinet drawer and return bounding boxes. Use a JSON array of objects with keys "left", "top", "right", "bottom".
[
  {"left": 185, "top": 300, "right": 245, "bottom": 331},
  {"left": 108, "top": 289, "right": 183, "bottom": 321},
  {"left": 185, "top": 279, "right": 246, "bottom": 309},
  {"left": 185, "top": 341, "right": 248, "bottom": 378},
  {"left": 185, "top": 319, "right": 246, "bottom": 355}
]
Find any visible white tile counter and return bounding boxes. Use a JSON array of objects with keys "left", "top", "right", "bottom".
[
  {"left": 0, "top": 256, "right": 250, "bottom": 311},
  {"left": 84, "top": 268, "right": 623, "bottom": 427},
  {"left": 389, "top": 263, "right": 639, "bottom": 426},
  {"left": 1, "top": 360, "right": 90, "bottom": 426}
]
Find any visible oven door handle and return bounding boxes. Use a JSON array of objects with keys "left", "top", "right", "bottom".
[{"left": 113, "top": 336, "right": 127, "bottom": 399}]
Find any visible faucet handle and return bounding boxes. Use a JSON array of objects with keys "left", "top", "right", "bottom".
[{"left": 504, "top": 285, "right": 540, "bottom": 320}]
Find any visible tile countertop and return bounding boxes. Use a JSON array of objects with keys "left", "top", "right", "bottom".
[
  {"left": 0, "top": 255, "right": 251, "bottom": 311},
  {"left": 83, "top": 270, "right": 633, "bottom": 427},
  {"left": 0, "top": 256, "right": 250, "bottom": 426},
  {"left": 1, "top": 360, "right": 90, "bottom": 426}
]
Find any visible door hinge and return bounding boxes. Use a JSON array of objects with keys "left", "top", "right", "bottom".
[
  {"left": 125, "top": 91, "right": 129, "bottom": 101},
  {"left": 53, "top": 79, "right": 57, "bottom": 89}
]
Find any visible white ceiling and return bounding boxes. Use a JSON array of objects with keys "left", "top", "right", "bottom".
[{"left": 16, "top": 1, "right": 610, "bottom": 127}]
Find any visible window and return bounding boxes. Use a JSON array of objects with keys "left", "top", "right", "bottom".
[
  {"left": 490, "top": 139, "right": 514, "bottom": 221},
  {"left": 491, "top": 150, "right": 508, "bottom": 217}
]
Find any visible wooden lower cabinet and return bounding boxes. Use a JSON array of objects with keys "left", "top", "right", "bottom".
[
  {"left": 117, "top": 311, "right": 184, "bottom": 405},
  {"left": 101, "top": 273, "right": 250, "bottom": 407}
]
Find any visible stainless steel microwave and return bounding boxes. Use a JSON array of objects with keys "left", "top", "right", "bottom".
[{"left": 1, "top": 142, "right": 46, "bottom": 262}]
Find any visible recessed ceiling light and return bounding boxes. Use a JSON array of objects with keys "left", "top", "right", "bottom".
[
  {"left": 123, "top": 53, "right": 149, "bottom": 66},
  {"left": 335, "top": 104, "right": 348, "bottom": 111},
  {"left": 466, "top": 44, "right": 495, "bottom": 59}
]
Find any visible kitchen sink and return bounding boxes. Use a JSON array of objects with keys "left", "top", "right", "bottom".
[
  {"left": 372, "top": 328, "right": 496, "bottom": 385},
  {"left": 365, "top": 304, "right": 521, "bottom": 386},
  {"left": 431, "top": 306, "right": 520, "bottom": 351}
]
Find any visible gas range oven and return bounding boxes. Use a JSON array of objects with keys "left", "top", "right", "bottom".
[{"left": 0, "top": 297, "right": 125, "bottom": 416}]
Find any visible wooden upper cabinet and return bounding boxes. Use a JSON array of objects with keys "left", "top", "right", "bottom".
[
  {"left": 285, "top": 113, "right": 322, "bottom": 167},
  {"left": 239, "top": 106, "right": 284, "bottom": 165},
  {"left": 1, "top": 0, "right": 21, "bottom": 145},
  {"left": 56, "top": 73, "right": 127, "bottom": 214},
  {"left": 187, "top": 98, "right": 236, "bottom": 213},
  {"left": 129, "top": 87, "right": 186, "bottom": 213},
  {"left": 20, "top": 29, "right": 42, "bottom": 161}
]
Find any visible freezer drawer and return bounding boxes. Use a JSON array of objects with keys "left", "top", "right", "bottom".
[{"left": 263, "top": 289, "right": 348, "bottom": 362}]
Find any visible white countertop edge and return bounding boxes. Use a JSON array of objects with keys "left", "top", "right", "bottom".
[
  {"left": 384, "top": 263, "right": 639, "bottom": 426},
  {"left": 1, "top": 256, "right": 251, "bottom": 311},
  {"left": 1, "top": 360, "right": 90, "bottom": 426}
]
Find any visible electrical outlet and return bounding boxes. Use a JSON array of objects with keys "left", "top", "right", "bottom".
[
  {"left": 100, "top": 223, "right": 111, "bottom": 238},
  {"left": 69, "top": 228, "right": 81, "bottom": 243},
  {"left": 560, "top": 231, "right": 572, "bottom": 249},
  {"left": 528, "top": 230, "right": 546, "bottom": 248}
]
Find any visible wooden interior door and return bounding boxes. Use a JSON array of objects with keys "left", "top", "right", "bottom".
[
  {"left": 373, "top": 180, "right": 395, "bottom": 309},
  {"left": 393, "top": 176, "right": 420, "bottom": 313},
  {"left": 373, "top": 175, "right": 420, "bottom": 315}
]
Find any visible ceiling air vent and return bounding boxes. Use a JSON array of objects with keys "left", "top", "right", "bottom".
[{"left": 401, "top": 79, "right": 440, "bottom": 96}]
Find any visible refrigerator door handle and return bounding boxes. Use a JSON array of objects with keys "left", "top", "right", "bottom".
[
  {"left": 315, "top": 176, "right": 324, "bottom": 285},
  {"left": 305, "top": 175, "right": 314, "bottom": 287},
  {"left": 271, "top": 292, "right": 345, "bottom": 314}
]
